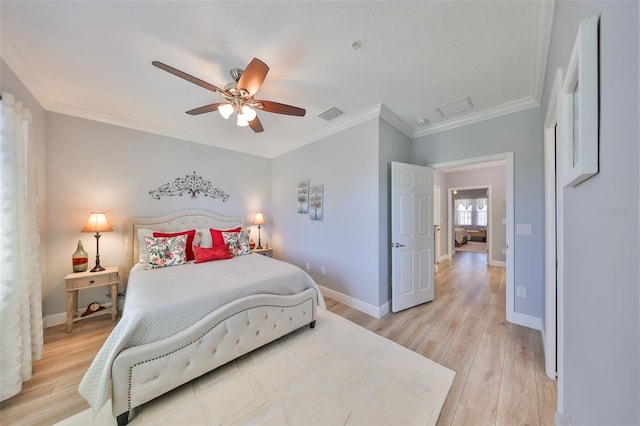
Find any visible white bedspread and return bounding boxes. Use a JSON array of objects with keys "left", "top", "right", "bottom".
[
  {"left": 79, "top": 254, "right": 324, "bottom": 414},
  {"left": 454, "top": 227, "right": 468, "bottom": 244}
]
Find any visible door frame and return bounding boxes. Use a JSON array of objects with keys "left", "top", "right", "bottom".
[
  {"left": 429, "top": 152, "right": 516, "bottom": 326},
  {"left": 544, "top": 69, "right": 564, "bottom": 388},
  {"left": 447, "top": 185, "right": 492, "bottom": 262},
  {"left": 434, "top": 184, "right": 441, "bottom": 272}
]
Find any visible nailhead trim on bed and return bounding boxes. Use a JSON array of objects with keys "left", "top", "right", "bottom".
[{"left": 125, "top": 297, "right": 314, "bottom": 410}]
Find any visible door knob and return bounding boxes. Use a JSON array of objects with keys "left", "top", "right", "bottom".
[{"left": 393, "top": 243, "right": 406, "bottom": 248}]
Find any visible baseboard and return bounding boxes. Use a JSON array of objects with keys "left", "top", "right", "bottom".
[
  {"left": 540, "top": 327, "right": 558, "bottom": 380},
  {"left": 489, "top": 259, "right": 506, "bottom": 268},
  {"left": 507, "top": 310, "right": 543, "bottom": 331},
  {"left": 556, "top": 411, "right": 571, "bottom": 426},
  {"left": 439, "top": 254, "right": 450, "bottom": 262},
  {"left": 318, "top": 285, "right": 389, "bottom": 319},
  {"left": 44, "top": 302, "right": 114, "bottom": 328}
]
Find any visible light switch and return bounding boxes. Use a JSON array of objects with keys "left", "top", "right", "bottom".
[{"left": 517, "top": 224, "right": 532, "bottom": 235}]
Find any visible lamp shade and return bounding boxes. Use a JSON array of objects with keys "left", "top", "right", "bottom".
[
  {"left": 253, "top": 212, "right": 265, "bottom": 225},
  {"left": 81, "top": 212, "right": 113, "bottom": 233},
  {"left": 218, "top": 103, "right": 234, "bottom": 119},
  {"left": 236, "top": 113, "right": 249, "bottom": 127},
  {"left": 241, "top": 105, "right": 257, "bottom": 121}
]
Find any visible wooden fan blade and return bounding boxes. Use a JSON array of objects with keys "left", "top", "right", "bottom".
[
  {"left": 249, "top": 116, "right": 264, "bottom": 133},
  {"left": 186, "top": 102, "right": 225, "bottom": 115},
  {"left": 152, "top": 61, "right": 222, "bottom": 94},
  {"left": 237, "top": 58, "right": 269, "bottom": 97},
  {"left": 256, "top": 100, "right": 306, "bottom": 117}
]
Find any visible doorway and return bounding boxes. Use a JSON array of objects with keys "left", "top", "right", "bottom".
[
  {"left": 429, "top": 153, "right": 516, "bottom": 324},
  {"left": 451, "top": 186, "right": 490, "bottom": 257}
]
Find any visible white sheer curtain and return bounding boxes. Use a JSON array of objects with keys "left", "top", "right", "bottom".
[
  {"left": 0, "top": 92, "right": 44, "bottom": 401},
  {"left": 454, "top": 199, "right": 473, "bottom": 226},
  {"left": 476, "top": 198, "right": 488, "bottom": 226}
]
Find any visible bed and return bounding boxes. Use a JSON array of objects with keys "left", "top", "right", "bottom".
[
  {"left": 78, "top": 210, "right": 324, "bottom": 425},
  {"left": 454, "top": 227, "right": 468, "bottom": 246}
]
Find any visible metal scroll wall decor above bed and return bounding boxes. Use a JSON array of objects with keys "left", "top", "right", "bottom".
[{"left": 149, "top": 171, "right": 230, "bottom": 201}]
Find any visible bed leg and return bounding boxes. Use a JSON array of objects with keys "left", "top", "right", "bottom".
[
  {"left": 116, "top": 412, "right": 129, "bottom": 426},
  {"left": 309, "top": 320, "right": 316, "bottom": 328}
]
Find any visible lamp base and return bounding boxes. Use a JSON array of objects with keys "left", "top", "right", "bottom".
[
  {"left": 90, "top": 233, "right": 105, "bottom": 272},
  {"left": 90, "top": 264, "right": 105, "bottom": 272},
  {"left": 256, "top": 225, "right": 262, "bottom": 249}
]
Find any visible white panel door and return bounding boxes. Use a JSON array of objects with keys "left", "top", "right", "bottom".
[{"left": 391, "top": 162, "right": 434, "bottom": 313}]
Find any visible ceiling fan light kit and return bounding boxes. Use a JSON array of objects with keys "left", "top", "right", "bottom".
[
  {"left": 152, "top": 58, "right": 306, "bottom": 133},
  {"left": 218, "top": 103, "right": 234, "bottom": 119}
]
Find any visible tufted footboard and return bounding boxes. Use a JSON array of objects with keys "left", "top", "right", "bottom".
[{"left": 111, "top": 289, "right": 317, "bottom": 425}]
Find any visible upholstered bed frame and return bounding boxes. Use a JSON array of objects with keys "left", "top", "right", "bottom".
[{"left": 112, "top": 210, "right": 318, "bottom": 425}]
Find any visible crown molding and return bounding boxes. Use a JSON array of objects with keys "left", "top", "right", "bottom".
[
  {"left": 412, "top": 96, "right": 540, "bottom": 138},
  {"left": 48, "top": 100, "right": 184, "bottom": 137},
  {"left": 531, "top": 0, "right": 556, "bottom": 103},
  {"left": 298, "top": 103, "right": 382, "bottom": 147},
  {"left": 48, "top": 101, "right": 275, "bottom": 157},
  {"left": 379, "top": 103, "right": 414, "bottom": 138},
  {"left": 1, "top": 28, "right": 53, "bottom": 109}
]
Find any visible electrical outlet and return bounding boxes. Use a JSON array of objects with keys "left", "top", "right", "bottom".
[
  {"left": 305, "top": 262, "right": 310, "bottom": 271},
  {"left": 517, "top": 286, "right": 526, "bottom": 298},
  {"left": 321, "top": 266, "right": 326, "bottom": 275}
]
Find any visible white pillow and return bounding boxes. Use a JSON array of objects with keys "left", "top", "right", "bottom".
[
  {"left": 196, "top": 228, "right": 213, "bottom": 248},
  {"left": 137, "top": 228, "right": 155, "bottom": 263}
]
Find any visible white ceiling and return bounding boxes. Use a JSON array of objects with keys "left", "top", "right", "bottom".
[{"left": 1, "top": 1, "right": 555, "bottom": 158}]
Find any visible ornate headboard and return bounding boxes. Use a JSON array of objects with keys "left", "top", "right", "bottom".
[{"left": 124, "top": 210, "right": 243, "bottom": 279}]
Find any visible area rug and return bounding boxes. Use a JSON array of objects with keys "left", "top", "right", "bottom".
[
  {"left": 455, "top": 241, "right": 487, "bottom": 254},
  {"left": 57, "top": 309, "right": 455, "bottom": 426}
]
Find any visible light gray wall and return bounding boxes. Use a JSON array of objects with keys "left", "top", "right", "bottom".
[
  {"left": 379, "top": 119, "right": 412, "bottom": 305},
  {"left": 445, "top": 166, "right": 507, "bottom": 264},
  {"left": 44, "top": 113, "right": 271, "bottom": 317},
  {"left": 1, "top": 60, "right": 48, "bottom": 296},
  {"left": 542, "top": 1, "right": 639, "bottom": 423},
  {"left": 412, "top": 107, "right": 544, "bottom": 319},
  {"left": 271, "top": 119, "right": 382, "bottom": 307}
]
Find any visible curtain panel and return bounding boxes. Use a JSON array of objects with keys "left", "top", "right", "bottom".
[
  {"left": 454, "top": 197, "right": 488, "bottom": 227},
  {"left": 0, "top": 92, "right": 44, "bottom": 401}
]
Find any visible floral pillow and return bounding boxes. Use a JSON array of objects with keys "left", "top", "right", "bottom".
[
  {"left": 222, "top": 230, "right": 251, "bottom": 256},
  {"left": 210, "top": 227, "right": 241, "bottom": 246},
  {"left": 153, "top": 230, "right": 196, "bottom": 261},
  {"left": 143, "top": 235, "right": 187, "bottom": 270}
]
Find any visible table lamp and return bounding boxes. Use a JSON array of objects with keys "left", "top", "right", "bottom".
[
  {"left": 254, "top": 212, "right": 265, "bottom": 249},
  {"left": 81, "top": 211, "right": 113, "bottom": 272}
]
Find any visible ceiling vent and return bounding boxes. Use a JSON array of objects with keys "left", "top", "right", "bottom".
[
  {"left": 319, "top": 107, "right": 344, "bottom": 121},
  {"left": 435, "top": 96, "right": 474, "bottom": 118}
]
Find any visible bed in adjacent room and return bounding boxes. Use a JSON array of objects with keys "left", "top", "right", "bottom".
[
  {"left": 78, "top": 210, "right": 324, "bottom": 425},
  {"left": 454, "top": 227, "right": 468, "bottom": 247}
]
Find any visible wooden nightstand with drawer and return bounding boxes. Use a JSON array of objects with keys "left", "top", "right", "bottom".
[
  {"left": 64, "top": 266, "right": 120, "bottom": 332},
  {"left": 251, "top": 247, "right": 274, "bottom": 258}
]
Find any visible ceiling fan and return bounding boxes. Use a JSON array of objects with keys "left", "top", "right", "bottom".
[{"left": 152, "top": 58, "right": 306, "bottom": 133}]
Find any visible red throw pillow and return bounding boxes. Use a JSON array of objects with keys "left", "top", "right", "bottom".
[
  {"left": 153, "top": 230, "right": 197, "bottom": 261},
  {"left": 210, "top": 227, "right": 241, "bottom": 246},
  {"left": 193, "top": 244, "right": 233, "bottom": 263}
]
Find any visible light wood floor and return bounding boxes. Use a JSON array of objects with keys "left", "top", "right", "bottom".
[
  {"left": 0, "top": 251, "right": 556, "bottom": 425},
  {"left": 326, "top": 252, "right": 557, "bottom": 426}
]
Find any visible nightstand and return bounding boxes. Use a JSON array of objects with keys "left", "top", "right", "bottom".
[
  {"left": 251, "top": 247, "right": 273, "bottom": 258},
  {"left": 64, "top": 266, "right": 120, "bottom": 332}
]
